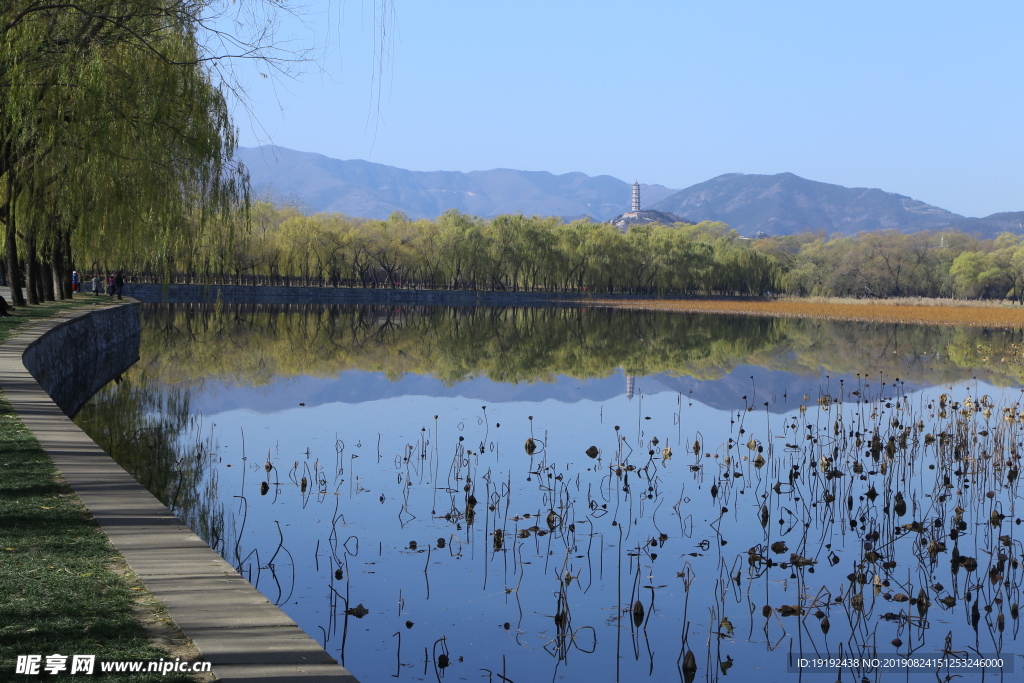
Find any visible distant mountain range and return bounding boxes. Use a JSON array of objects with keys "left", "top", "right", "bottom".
[
  {"left": 237, "top": 146, "right": 677, "bottom": 222},
  {"left": 239, "top": 146, "right": 1022, "bottom": 237},
  {"left": 652, "top": 172, "right": 962, "bottom": 235}
]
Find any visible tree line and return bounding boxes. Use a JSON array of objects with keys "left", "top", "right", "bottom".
[
  {"left": 94, "top": 204, "right": 780, "bottom": 296},
  {"left": 762, "top": 229, "right": 1024, "bottom": 301},
  {"left": 68, "top": 202, "right": 1024, "bottom": 301}
]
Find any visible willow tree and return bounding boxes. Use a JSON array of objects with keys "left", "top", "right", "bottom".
[{"left": 0, "top": 1, "right": 305, "bottom": 304}]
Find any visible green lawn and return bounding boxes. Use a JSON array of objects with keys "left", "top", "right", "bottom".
[{"left": 0, "top": 297, "right": 198, "bottom": 681}]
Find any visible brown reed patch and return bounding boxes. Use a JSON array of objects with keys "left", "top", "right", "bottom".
[{"left": 587, "top": 297, "right": 1024, "bottom": 328}]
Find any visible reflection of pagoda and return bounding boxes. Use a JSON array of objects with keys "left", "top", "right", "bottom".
[{"left": 625, "top": 373, "right": 635, "bottom": 400}]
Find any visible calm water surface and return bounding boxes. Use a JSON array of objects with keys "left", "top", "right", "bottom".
[{"left": 76, "top": 305, "right": 1024, "bottom": 682}]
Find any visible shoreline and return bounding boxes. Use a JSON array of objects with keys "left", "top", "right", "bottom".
[
  {"left": 120, "top": 283, "right": 1024, "bottom": 328},
  {"left": 0, "top": 298, "right": 358, "bottom": 682},
  {"left": 587, "top": 296, "right": 1024, "bottom": 328}
]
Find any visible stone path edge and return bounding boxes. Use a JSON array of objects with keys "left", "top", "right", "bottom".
[{"left": 0, "top": 301, "right": 359, "bottom": 683}]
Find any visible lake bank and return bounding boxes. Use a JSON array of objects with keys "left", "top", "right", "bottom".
[
  {"left": 0, "top": 296, "right": 358, "bottom": 682},
  {"left": 121, "top": 283, "right": 1024, "bottom": 327},
  {"left": 0, "top": 296, "right": 205, "bottom": 682},
  {"left": 589, "top": 295, "right": 1024, "bottom": 327}
]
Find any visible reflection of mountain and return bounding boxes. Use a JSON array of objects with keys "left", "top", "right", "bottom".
[
  {"left": 189, "top": 365, "right": 930, "bottom": 417},
  {"left": 190, "top": 371, "right": 626, "bottom": 415},
  {"left": 647, "top": 366, "right": 927, "bottom": 413}
]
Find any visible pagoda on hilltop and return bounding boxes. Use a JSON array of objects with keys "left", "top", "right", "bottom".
[
  {"left": 619, "top": 181, "right": 642, "bottom": 219},
  {"left": 610, "top": 181, "right": 692, "bottom": 231}
]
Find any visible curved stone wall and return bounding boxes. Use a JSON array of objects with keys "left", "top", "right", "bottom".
[
  {"left": 21, "top": 303, "right": 141, "bottom": 418},
  {"left": 124, "top": 283, "right": 592, "bottom": 306}
]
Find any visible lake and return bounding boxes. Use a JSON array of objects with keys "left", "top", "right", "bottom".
[{"left": 75, "top": 304, "right": 1024, "bottom": 682}]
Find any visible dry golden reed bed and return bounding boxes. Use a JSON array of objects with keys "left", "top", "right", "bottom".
[{"left": 588, "top": 296, "right": 1024, "bottom": 328}]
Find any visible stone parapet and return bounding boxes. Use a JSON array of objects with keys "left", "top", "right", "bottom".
[{"left": 21, "top": 303, "right": 141, "bottom": 418}]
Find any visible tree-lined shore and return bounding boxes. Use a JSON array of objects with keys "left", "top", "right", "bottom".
[{"left": 83, "top": 203, "right": 1024, "bottom": 302}]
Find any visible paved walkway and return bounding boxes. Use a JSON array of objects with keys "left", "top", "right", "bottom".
[{"left": 0, "top": 300, "right": 358, "bottom": 682}]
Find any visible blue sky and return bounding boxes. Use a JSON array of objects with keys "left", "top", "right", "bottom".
[{"left": 229, "top": 1, "right": 1024, "bottom": 218}]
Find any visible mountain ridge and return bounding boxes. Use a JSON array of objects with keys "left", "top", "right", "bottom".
[
  {"left": 238, "top": 146, "right": 1021, "bottom": 237},
  {"left": 237, "top": 146, "right": 678, "bottom": 222},
  {"left": 650, "top": 172, "right": 967, "bottom": 236}
]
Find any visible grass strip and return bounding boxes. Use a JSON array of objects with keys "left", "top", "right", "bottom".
[
  {"left": 0, "top": 297, "right": 111, "bottom": 344},
  {"left": 1, "top": 297, "right": 197, "bottom": 681},
  {"left": 589, "top": 296, "right": 1024, "bottom": 328}
]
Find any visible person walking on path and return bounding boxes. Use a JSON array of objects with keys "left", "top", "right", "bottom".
[
  {"left": 92, "top": 274, "right": 101, "bottom": 296},
  {"left": 114, "top": 272, "right": 124, "bottom": 300},
  {"left": 107, "top": 274, "right": 115, "bottom": 297},
  {"left": 71, "top": 270, "right": 79, "bottom": 293}
]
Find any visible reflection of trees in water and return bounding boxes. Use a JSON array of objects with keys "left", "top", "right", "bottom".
[
  {"left": 134, "top": 303, "right": 1024, "bottom": 389},
  {"left": 777, "top": 320, "right": 1024, "bottom": 387},
  {"left": 135, "top": 303, "right": 790, "bottom": 386},
  {"left": 73, "top": 304, "right": 1024, "bottom": 681},
  {"left": 74, "top": 373, "right": 225, "bottom": 550}
]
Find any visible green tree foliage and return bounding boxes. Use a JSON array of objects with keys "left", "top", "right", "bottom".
[
  {"left": 119, "top": 206, "right": 785, "bottom": 296},
  {"left": 101, "top": 199, "right": 1024, "bottom": 302},
  {"left": 760, "top": 228, "right": 1024, "bottom": 301},
  {"left": 0, "top": 1, "right": 290, "bottom": 305}
]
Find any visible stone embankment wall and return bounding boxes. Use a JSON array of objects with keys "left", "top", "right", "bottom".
[
  {"left": 124, "top": 283, "right": 591, "bottom": 307},
  {"left": 22, "top": 303, "right": 141, "bottom": 418}
]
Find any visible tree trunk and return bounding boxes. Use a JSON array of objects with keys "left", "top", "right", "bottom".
[
  {"left": 3, "top": 227, "right": 22, "bottom": 304},
  {"left": 33, "top": 258, "right": 46, "bottom": 302},
  {"left": 50, "top": 259, "right": 64, "bottom": 300},
  {"left": 42, "top": 256, "right": 56, "bottom": 301},
  {"left": 57, "top": 228, "right": 73, "bottom": 298},
  {"left": 50, "top": 235, "right": 66, "bottom": 299},
  {"left": 4, "top": 203, "right": 26, "bottom": 307},
  {"left": 25, "top": 233, "right": 40, "bottom": 305}
]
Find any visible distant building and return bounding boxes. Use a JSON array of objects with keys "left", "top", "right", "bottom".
[
  {"left": 620, "top": 181, "right": 641, "bottom": 220},
  {"left": 610, "top": 180, "right": 693, "bottom": 231}
]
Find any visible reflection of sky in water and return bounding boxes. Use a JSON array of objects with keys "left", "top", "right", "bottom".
[
  {"left": 162, "top": 368, "right": 1023, "bottom": 683},
  {"left": 189, "top": 365, "right": 930, "bottom": 416},
  {"left": 208, "top": 388, "right": 717, "bottom": 681}
]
